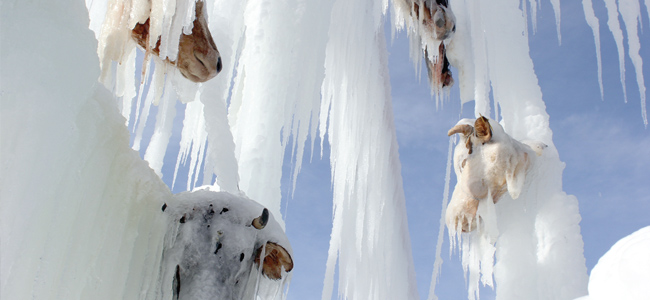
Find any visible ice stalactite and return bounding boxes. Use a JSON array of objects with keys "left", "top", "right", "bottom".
[
  {"left": 604, "top": 0, "right": 629, "bottom": 102},
  {"left": 196, "top": 0, "right": 249, "bottom": 193},
  {"left": 144, "top": 73, "right": 178, "bottom": 178},
  {"left": 582, "top": 0, "right": 604, "bottom": 99},
  {"left": 227, "top": 0, "right": 333, "bottom": 228},
  {"left": 320, "top": 0, "right": 419, "bottom": 299},
  {"left": 172, "top": 99, "right": 208, "bottom": 191},
  {"left": 583, "top": 0, "right": 648, "bottom": 123},
  {"left": 617, "top": 0, "right": 647, "bottom": 126},
  {"left": 549, "top": 0, "right": 562, "bottom": 44}
]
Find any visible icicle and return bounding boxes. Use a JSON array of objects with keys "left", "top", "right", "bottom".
[
  {"left": 132, "top": 53, "right": 153, "bottom": 132},
  {"left": 320, "top": 0, "right": 418, "bottom": 299},
  {"left": 618, "top": 0, "right": 648, "bottom": 126},
  {"left": 132, "top": 62, "right": 159, "bottom": 151},
  {"left": 171, "top": 98, "right": 207, "bottom": 191},
  {"left": 427, "top": 137, "right": 454, "bottom": 300},
  {"left": 582, "top": 0, "right": 604, "bottom": 100},
  {"left": 228, "top": 0, "right": 333, "bottom": 227},
  {"left": 529, "top": 0, "right": 538, "bottom": 33},
  {"left": 115, "top": 47, "right": 137, "bottom": 124},
  {"left": 144, "top": 75, "right": 177, "bottom": 178},
  {"left": 549, "top": 0, "right": 561, "bottom": 44},
  {"left": 603, "top": 0, "right": 628, "bottom": 103}
]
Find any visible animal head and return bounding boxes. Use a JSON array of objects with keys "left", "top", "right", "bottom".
[
  {"left": 407, "top": 0, "right": 456, "bottom": 90},
  {"left": 411, "top": 0, "right": 456, "bottom": 41},
  {"left": 445, "top": 117, "right": 546, "bottom": 232},
  {"left": 162, "top": 190, "right": 293, "bottom": 299},
  {"left": 130, "top": 0, "right": 222, "bottom": 82}
]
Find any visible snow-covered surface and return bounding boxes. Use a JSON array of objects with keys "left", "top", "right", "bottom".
[{"left": 576, "top": 226, "right": 650, "bottom": 300}]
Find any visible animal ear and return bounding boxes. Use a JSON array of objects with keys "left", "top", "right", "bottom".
[
  {"left": 505, "top": 152, "right": 529, "bottom": 199},
  {"left": 447, "top": 124, "right": 474, "bottom": 137},
  {"left": 474, "top": 116, "right": 492, "bottom": 143},
  {"left": 255, "top": 242, "right": 293, "bottom": 280},
  {"left": 252, "top": 208, "right": 269, "bottom": 229}
]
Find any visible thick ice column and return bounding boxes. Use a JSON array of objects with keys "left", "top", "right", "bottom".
[
  {"left": 443, "top": 0, "right": 589, "bottom": 299},
  {"left": 197, "top": 0, "right": 249, "bottom": 192},
  {"left": 320, "top": 0, "right": 419, "bottom": 299},
  {"left": 1, "top": 1, "right": 171, "bottom": 299},
  {"left": 227, "top": 0, "right": 332, "bottom": 227}
]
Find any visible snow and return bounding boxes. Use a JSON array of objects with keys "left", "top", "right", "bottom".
[{"left": 577, "top": 226, "right": 650, "bottom": 300}]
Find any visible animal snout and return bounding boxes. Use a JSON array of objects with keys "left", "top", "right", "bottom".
[
  {"left": 216, "top": 56, "right": 223, "bottom": 73},
  {"left": 194, "top": 50, "right": 221, "bottom": 73}
]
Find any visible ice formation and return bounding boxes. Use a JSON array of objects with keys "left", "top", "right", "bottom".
[
  {"left": 319, "top": 0, "right": 419, "bottom": 298},
  {"left": 597, "top": 0, "right": 648, "bottom": 125},
  {"left": 2, "top": 0, "right": 648, "bottom": 298}
]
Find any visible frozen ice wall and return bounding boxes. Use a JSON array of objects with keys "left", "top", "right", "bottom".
[{"left": 0, "top": 0, "right": 171, "bottom": 299}]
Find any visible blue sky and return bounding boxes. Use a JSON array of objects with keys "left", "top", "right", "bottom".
[{"left": 140, "top": 1, "right": 650, "bottom": 299}]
